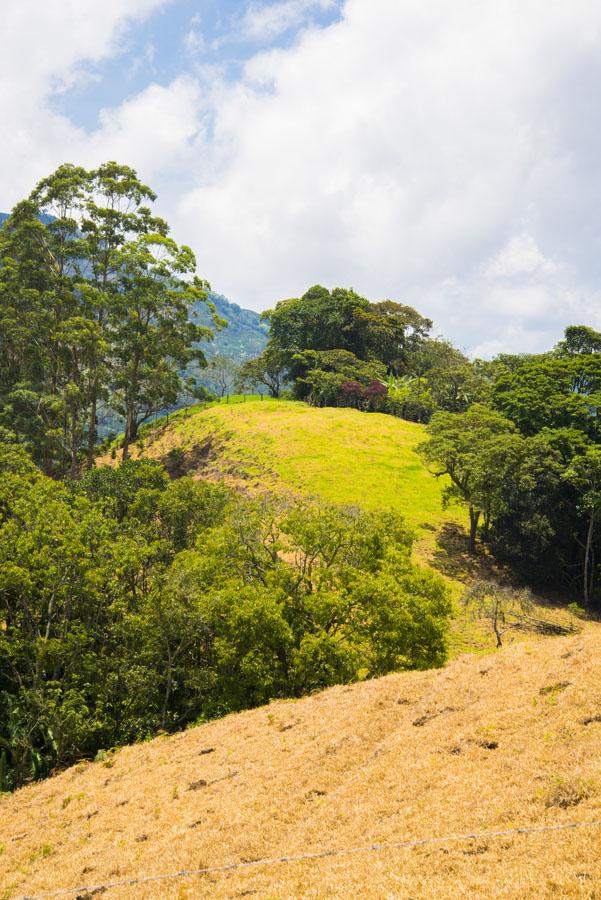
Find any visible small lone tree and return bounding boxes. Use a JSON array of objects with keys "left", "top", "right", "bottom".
[
  {"left": 236, "top": 346, "right": 288, "bottom": 398},
  {"left": 208, "top": 354, "right": 238, "bottom": 397},
  {"left": 463, "top": 580, "right": 534, "bottom": 647}
]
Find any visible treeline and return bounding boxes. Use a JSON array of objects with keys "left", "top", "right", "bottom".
[
  {"left": 0, "top": 445, "right": 449, "bottom": 789},
  {"left": 237, "top": 284, "right": 476, "bottom": 417},
  {"left": 0, "top": 163, "right": 216, "bottom": 478},
  {"left": 238, "top": 286, "right": 600, "bottom": 605}
]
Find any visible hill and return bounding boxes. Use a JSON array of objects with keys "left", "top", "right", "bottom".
[
  {"left": 2, "top": 626, "right": 601, "bottom": 898},
  {"left": 105, "top": 399, "right": 577, "bottom": 654},
  {"left": 118, "top": 398, "right": 466, "bottom": 547}
]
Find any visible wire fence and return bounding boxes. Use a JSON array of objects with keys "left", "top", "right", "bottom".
[{"left": 18, "top": 818, "right": 601, "bottom": 899}]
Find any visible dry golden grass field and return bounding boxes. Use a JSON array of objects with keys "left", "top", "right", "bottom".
[{"left": 2, "top": 627, "right": 601, "bottom": 899}]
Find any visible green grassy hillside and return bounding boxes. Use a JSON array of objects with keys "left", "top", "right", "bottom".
[{"left": 123, "top": 398, "right": 465, "bottom": 545}]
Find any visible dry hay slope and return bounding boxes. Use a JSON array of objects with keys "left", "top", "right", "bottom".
[{"left": 3, "top": 627, "right": 601, "bottom": 899}]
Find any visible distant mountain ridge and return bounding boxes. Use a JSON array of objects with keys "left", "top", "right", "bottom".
[{"left": 199, "top": 291, "right": 268, "bottom": 362}]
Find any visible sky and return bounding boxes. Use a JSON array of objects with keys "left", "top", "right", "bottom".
[{"left": 2, "top": 0, "right": 601, "bottom": 357}]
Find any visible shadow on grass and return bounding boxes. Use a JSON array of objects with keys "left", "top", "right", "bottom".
[
  {"left": 162, "top": 436, "right": 222, "bottom": 478},
  {"left": 432, "top": 523, "right": 593, "bottom": 615},
  {"left": 430, "top": 522, "right": 509, "bottom": 584}
]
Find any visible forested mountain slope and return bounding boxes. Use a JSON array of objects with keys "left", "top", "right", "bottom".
[
  {"left": 3, "top": 627, "right": 601, "bottom": 899},
  {"left": 200, "top": 291, "right": 268, "bottom": 362}
]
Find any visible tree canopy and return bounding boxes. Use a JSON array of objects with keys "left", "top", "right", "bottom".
[{"left": 0, "top": 162, "right": 216, "bottom": 475}]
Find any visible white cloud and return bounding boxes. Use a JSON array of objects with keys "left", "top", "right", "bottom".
[
  {"left": 0, "top": 0, "right": 168, "bottom": 202},
  {"left": 483, "top": 234, "right": 559, "bottom": 280},
  {"left": 240, "top": 0, "right": 337, "bottom": 42},
  {"left": 184, "top": 14, "right": 207, "bottom": 57},
  {"left": 3, "top": 0, "right": 601, "bottom": 355},
  {"left": 174, "top": 0, "right": 601, "bottom": 354},
  {"left": 90, "top": 77, "right": 205, "bottom": 177}
]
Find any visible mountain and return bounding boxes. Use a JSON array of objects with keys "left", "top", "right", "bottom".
[
  {"left": 199, "top": 291, "right": 268, "bottom": 362},
  {"left": 0, "top": 211, "right": 54, "bottom": 225},
  {"left": 3, "top": 623, "right": 599, "bottom": 898}
]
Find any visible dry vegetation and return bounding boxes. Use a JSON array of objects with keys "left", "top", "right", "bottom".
[{"left": 3, "top": 627, "right": 601, "bottom": 899}]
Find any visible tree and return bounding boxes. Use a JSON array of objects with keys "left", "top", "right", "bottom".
[
  {"left": 463, "top": 581, "right": 534, "bottom": 647},
  {"left": 563, "top": 447, "right": 601, "bottom": 606},
  {"left": 416, "top": 340, "right": 486, "bottom": 413},
  {"left": 488, "top": 430, "right": 576, "bottom": 582},
  {"left": 555, "top": 324, "right": 601, "bottom": 357},
  {"left": 492, "top": 355, "right": 601, "bottom": 437},
  {"left": 263, "top": 285, "right": 371, "bottom": 361},
  {"left": 236, "top": 346, "right": 288, "bottom": 397},
  {"left": 419, "top": 405, "right": 522, "bottom": 552},
  {"left": 357, "top": 300, "right": 432, "bottom": 374},
  {"left": 259, "top": 285, "right": 438, "bottom": 415},
  {"left": 0, "top": 162, "right": 216, "bottom": 473},
  {"left": 289, "top": 349, "right": 385, "bottom": 404},
  {"left": 109, "top": 234, "right": 212, "bottom": 459},
  {"left": 207, "top": 354, "right": 238, "bottom": 397}
]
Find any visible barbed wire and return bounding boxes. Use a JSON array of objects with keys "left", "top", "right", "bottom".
[{"left": 18, "top": 818, "right": 601, "bottom": 899}]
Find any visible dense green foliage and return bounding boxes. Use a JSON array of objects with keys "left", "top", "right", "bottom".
[
  {"left": 260, "top": 285, "right": 446, "bottom": 412},
  {"left": 0, "top": 163, "right": 216, "bottom": 475},
  {"left": 419, "top": 330, "right": 601, "bottom": 604},
  {"left": 236, "top": 345, "right": 289, "bottom": 397},
  {"left": 0, "top": 445, "right": 450, "bottom": 790},
  {"left": 251, "top": 284, "right": 486, "bottom": 420}
]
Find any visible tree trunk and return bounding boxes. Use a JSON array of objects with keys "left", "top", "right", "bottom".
[
  {"left": 69, "top": 411, "right": 79, "bottom": 480},
  {"left": 122, "top": 406, "right": 136, "bottom": 461},
  {"left": 468, "top": 507, "right": 480, "bottom": 554},
  {"left": 482, "top": 510, "right": 491, "bottom": 543},
  {"left": 86, "top": 395, "right": 97, "bottom": 470}
]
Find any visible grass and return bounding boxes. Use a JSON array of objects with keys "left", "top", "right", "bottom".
[
  {"left": 3, "top": 400, "right": 597, "bottom": 897},
  {"left": 106, "top": 398, "right": 467, "bottom": 545},
  {"left": 2, "top": 627, "right": 601, "bottom": 898}
]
